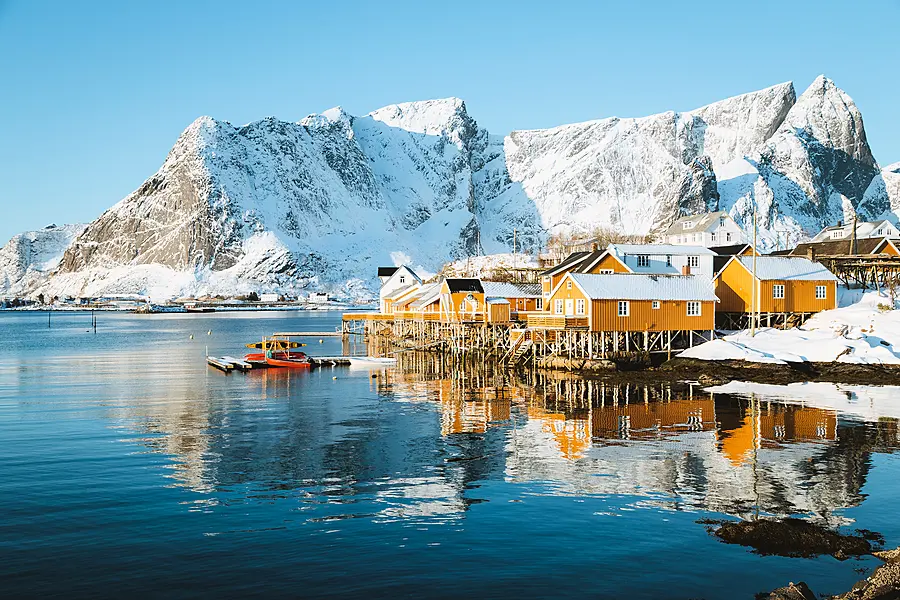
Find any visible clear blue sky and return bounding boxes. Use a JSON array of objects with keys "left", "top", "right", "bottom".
[{"left": 1, "top": 0, "right": 898, "bottom": 244}]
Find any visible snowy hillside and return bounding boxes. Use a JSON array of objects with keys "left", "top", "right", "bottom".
[
  {"left": 0, "top": 224, "right": 85, "bottom": 296},
  {"left": 13, "top": 76, "right": 895, "bottom": 299}
]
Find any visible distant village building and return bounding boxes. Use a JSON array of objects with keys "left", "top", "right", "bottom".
[
  {"left": 260, "top": 293, "right": 280, "bottom": 303},
  {"left": 809, "top": 219, "right": 899, "bottom": 243},
  {"left": 308, "top": 292, "right": 330, "bottom": 304},
  {"left": 661, "top": 211, "right": 746, "bottom": 248},
  {"left": 715, "top": 256, "right": 839, "bottom": 328},
  {"left": 785, "top": 237, "right": 900, "bottom": 258}
]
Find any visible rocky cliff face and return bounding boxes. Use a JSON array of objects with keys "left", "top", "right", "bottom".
[
  {"left": 0, "top": 224, "right": 85, "bottom": 296},
  {"left": 19, "top": 76, "right": 893, "bottom": 299}
]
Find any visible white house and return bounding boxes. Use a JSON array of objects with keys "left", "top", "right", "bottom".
[
  {"left": 378, "top": 265, "right": 422, "bottom": 313},
  {"left": 260, "top": 293, "right": 280, "bottom": 303},
  {"left": 308, "top": 292, "right": 330, "bottom": 304},
  {"left": 810, "top": 219, "right": 899, "bottom": 243},
  {"left": 607, "top": 244, "right": 717, "bottom": 278},
  {"left": 661, "top": 211, "right": 747, "bottom": 248}
]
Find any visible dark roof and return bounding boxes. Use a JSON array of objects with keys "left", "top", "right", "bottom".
[
  {"left": 713, "top": 255, "right": 731, "bottom": 274},
  {"left": 571, "top": 250, "right": 616, "bottom": 273},
  {"left": 378, "top": 266, "right": 400, "bottom": 277},
  {"left": 766, "top": 249, "right": 793, "bottom": 256},
  {"left": 541, "top": 251, "right": 591, "bottom": 276},
  {"left": 790, "top": 237, "right": 899, "bottom": 257},
  {"left": 709, "top": 243, "right": 752, "bottom": 256},
  {"left": 445, "top": 278, "right": 484, "bottom": 293}
]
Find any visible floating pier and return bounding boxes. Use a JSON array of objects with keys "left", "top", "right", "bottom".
[{"left": 207, "top": 357, "right": 235, "bottom": 372}]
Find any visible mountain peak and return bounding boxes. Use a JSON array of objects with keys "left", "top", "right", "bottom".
[
  {"left": 780, "top": 75, "right": 875, "bottom": 167},
  {"left": 366, "top": 97, "right": 469, "bottom": 136}
]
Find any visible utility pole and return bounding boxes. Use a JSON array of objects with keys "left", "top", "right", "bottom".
[{"left": 751, "top": 208, "right": 758, "bottom": 337}]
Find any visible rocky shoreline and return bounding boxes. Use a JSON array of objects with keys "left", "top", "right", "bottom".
[
  {"left": 531, "top": 356, "right": 900, "bottom": 387},
  {"left": 764, "top": 547, "right": 900, "bottom": 599}
]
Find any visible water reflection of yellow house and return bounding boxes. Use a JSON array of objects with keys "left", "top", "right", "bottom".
[
  {"left": 527, "top": 405, "right": 591, "bottom": 460},
  {"left": 719, "top": 404, "right": 838, "bottom": 466},
  {"left": 591, "top": 397, "right": 717, "bottom": 441}
]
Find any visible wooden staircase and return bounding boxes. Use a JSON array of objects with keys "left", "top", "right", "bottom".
[{"left": 502, "top": 332, "right": 533, "bottom": 366}]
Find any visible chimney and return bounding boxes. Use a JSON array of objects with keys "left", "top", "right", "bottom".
[
  {"left": 681, "top": 265, "right": 691, "bottom": 275},
  {"left": 807, "top": 246, "right": 816, "bottom": 262},
  {"left": 837, "top": 220, "right": 843, "bottom": 227}
]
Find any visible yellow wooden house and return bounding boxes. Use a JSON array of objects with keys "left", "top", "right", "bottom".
[
  {"left": 714, "top": 256, "right": 839, "bottom": 327},
  {"left": 544, "top": 272, "right": 717, "bottom": 333}
]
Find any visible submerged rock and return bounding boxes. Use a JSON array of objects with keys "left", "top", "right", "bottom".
[
  {"left": 707, "top": 518, "right": 878, "bottom": 559},
  {"left": 759, "top": 581, "right": 817, "bottom": 600},
  {"left": 763, "top": 546, "right": 900, "bottom": 600}
]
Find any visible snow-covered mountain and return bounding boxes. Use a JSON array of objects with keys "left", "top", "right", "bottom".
[
  {"left": 0, "top": 224, "right": 85, "bottom": 296},
  {"left": 11, "top": 76, "right": 894, "bottom": 300}
]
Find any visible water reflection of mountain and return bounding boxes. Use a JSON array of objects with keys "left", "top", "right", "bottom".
[{"left": 115, "top": 350, "right": 899, "bottom": 526}]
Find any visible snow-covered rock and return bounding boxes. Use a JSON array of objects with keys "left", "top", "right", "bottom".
[
  {"left": 717, "top": 76, "right": 885, "bottom": 249},
  {"left": 16, "top": 76, "right": 894, "bottom": 298},
  {"left": 0, "top": 224, "right": 85, "bottom": 296}
]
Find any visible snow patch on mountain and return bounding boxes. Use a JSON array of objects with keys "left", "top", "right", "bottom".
[{"left": 0, "top": 224, "right": 85, "bottom": 296}]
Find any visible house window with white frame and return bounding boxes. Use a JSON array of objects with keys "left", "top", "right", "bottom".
[
  {"left": 576, "top": 299, "right": 585, "bottom": 315},
  {"left": 720, "top": 216, "right": 726, "bottom": 227},
  {"left": 599, "top": 269, "right": 614, "bottom": 274},
  {"left": 726, "top": 232, "right": 732, "bottom": 242},
  {"left": 652, "top": 300, "right": 660, "bottom": 309},
  {"left": 815, "top": 285, "right": 827, "bottom": 300},
  {"left": 687, "top": 301, "right": 701, "bottom": 316},
  {"left": 617, "top": 301, "right": 629, "bottom": 317},
  {"left": 399, "top": 276, "right": 405, "bottom": 284},
  {"left": 687, "top": 256, "right": 700, "bottom": 268},
  {"left": 566, "top": 280, "right": 572, "bottom": 289},
  {"left": 536, "top": 297, "right": 543, "bottom": 310},
  {"left": 665, "top": 255, "right": 672, "bottom": 267},
  {"left": 773, "top": 284, "right": 785, "bottom": 299},
  {"left": 555, "top": 299, "right": 563, "bottom": 314},
  {"left": 831, "top": 230, "right": 843, "bottom": 239},
  {"left": 637, "top": 255, "right": 650, "bottom": 268}
]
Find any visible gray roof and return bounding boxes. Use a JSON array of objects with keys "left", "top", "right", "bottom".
[
  {"left": 568, "top": 273, "right": 718, "bottom": 301},
  {"left": 662, "top": 211, "right": 731, "bottom": 236},
  {"left": 481, "top": 281, "right": 542, "bottom": 298},
  {"left": 735, "top": 256, "right": 839, "bottom": 281},
  {"left": 608, "top": 243, "right": 716, "bottom": 256},
  {"left": 407, "top": 283, "right": 441, "bottom": 308}
]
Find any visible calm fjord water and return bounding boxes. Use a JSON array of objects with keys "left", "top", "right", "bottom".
[{"left": 1, "top": 310, "right": 899, "bottom": 599}]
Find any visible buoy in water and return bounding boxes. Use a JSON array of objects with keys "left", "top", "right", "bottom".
[
  {"left": 319, "top": 339, "right": 323, "bottom": 344},
  {"left": 332, "top": 376, "right": 337, "bottom": 380},
  {"left": 207, "top": 330, "right": 212, "bottom": 335},
  {"left": 189, "top": 334, "right": 194, "bottom": 340}
]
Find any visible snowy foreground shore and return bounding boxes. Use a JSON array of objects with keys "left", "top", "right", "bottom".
[{"left": 682, "top": 290, "right": 900, "bottom": 365}]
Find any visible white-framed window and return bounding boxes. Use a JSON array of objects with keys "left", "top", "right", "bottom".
[
  {"left": 719, "top": 216, "right": 726, "bottom": 227},
  {"left": 877, "top": 228, "right": 884, "bottom": 236},
  {"left": 773, "top": 284, "right": 785, "bottom": 299},
  {"left": 815, "top": 285, "right": 827, "bottom": 300},
  {"left": 711, "top": 233, "right": 717, "bottom": 242},
  {"left": 599, "top": 269, "right": 614, "bottom": 274},
  {"left": 566, "top": 280, "right": 572, "bottom": 289},
  {"left": 637, "top": 255, "right": 650, "bottom": 268},
  {"left": 399, "top": 276, "right": 405, "bottom": 284},
  {"left": 726, "top": 232, "right": 732, "bottom": 242},
  {"left": 576, "top": 299, "right": 585, "bottom": 315},
  {"left": 687, "top": 301, "right": 701, "bottom": 316},
  {"left": 831, "top": 230, "right": 843, "bottom": 239},
  {"left": 554, "top": 299, "right": 563, "bottom": 314},
  {"left": 693, "top": 233, "right": 699, "bottom": 242},
  {"left": 536, "top": 297, "right": 543, "bottom": 310},
  {"left": 683, "top": 222, "right": 694, "bottom": 230},
  {"left": 665, "top": 255, "right": 672, "bottom": 267},
  {"left": 687, "top": 256, "right": 700, "bottom": 268},
  {"left": 652, "top": 300, "right": 661, "bottom": 310},
  {"left": 617, "top": 301, "right": 629, "bottom": 317}
]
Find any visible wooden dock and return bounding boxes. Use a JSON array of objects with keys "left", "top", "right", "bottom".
[{"left": 273, "top": 331, "right": 345, "bottom": 337}]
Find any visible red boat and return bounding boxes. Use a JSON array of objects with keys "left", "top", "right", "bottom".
[{"left": 244, "top": 334, "right": 311, "bottom": 368}]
